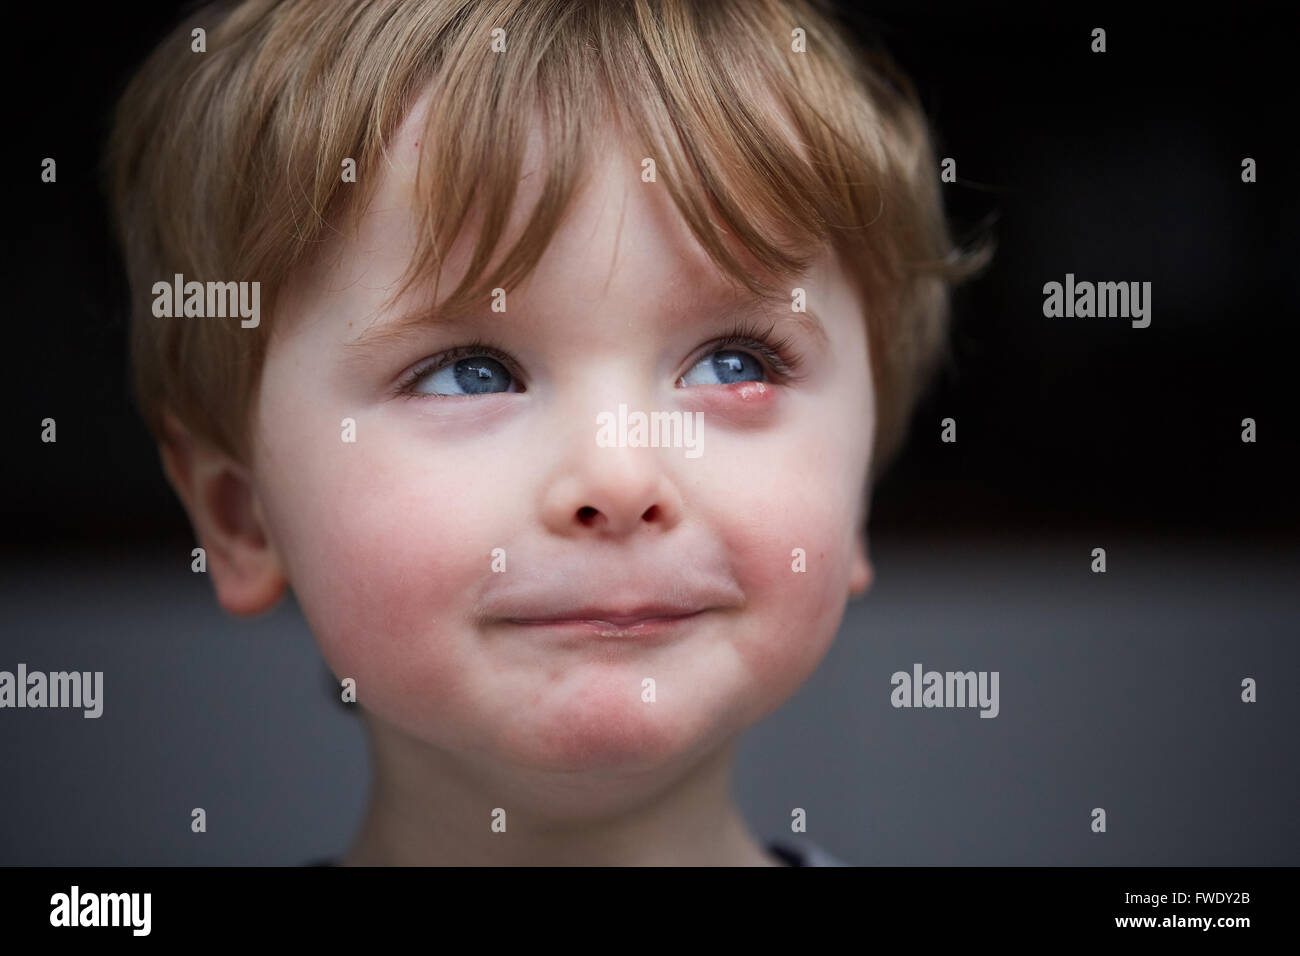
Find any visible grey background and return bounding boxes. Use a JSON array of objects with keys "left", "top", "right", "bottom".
[{"left": 3, "top": 530, "right": 1294, "bottom": 865}]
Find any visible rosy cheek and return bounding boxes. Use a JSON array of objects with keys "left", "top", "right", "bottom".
[
  {"left": 306, "top": 504, "right": 480, "bottom": 726},
  {"left": 293, "top": 464, "right": 460, "bottom": 646}
]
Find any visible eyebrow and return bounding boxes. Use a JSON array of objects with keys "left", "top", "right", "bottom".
[
  {"left": 344, "top": 299, "right": 483, "bottom": 358},
  {"left": 343, "top": 286, "right": 831, "bottom": 359}
]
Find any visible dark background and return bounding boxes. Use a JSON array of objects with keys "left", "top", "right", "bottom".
[{"left": 1, "top": 2, "right": 1295, "bottom": 866}]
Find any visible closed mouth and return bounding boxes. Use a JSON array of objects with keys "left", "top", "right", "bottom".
[
  {"left": 507, "top": 610, "right": 704, "bottom": 628},
  {"left": 503, "top": 609, "right": 709, "bottom": 637}
]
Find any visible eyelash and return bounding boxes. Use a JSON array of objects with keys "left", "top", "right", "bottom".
[
  {"left": 701, "top": 320, "right": 808, "bottom": 385},
  {"left": 395, "top": 338, "right": 516, "bottom": 399},
  {"left": 393, "top": 319, "right": 809, "bottom": 399}
]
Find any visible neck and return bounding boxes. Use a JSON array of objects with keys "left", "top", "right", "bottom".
[{"left": 340, "top": 712, "right": 784, "bottom": 866}]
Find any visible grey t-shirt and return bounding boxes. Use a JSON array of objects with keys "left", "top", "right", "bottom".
[
  {"left": 308, "top": 839, "right": 849, "bottom": 866},
  {"left": 767, "top": 839, "right": 850, "bottom": 866}
]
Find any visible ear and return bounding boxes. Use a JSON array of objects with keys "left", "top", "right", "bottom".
[
  {"left": 158, "top": 411, "right": 288, "bottom": 617},
  {"left": 848, "top": 526, "right": 874, "bottom": 598}
]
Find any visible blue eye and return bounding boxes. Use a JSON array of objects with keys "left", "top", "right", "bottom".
[
  {"left": 678, "top": 348, "right": 767, "bottom": 386},
  {"left": 394, "top": 322, "right": 806, "bottom": 400},
  {"left": 410, "top": 355, "right": 519, "bottom": 396}
]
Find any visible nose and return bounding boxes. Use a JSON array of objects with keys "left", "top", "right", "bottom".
[{"left": 540, "top": 430, "right": 685, "bottom": 538}]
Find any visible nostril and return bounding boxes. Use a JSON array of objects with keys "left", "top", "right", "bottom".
[
  {"left": 577, "top": 506, "right": 599, "bottom": 525},
  {"left": 642, "top": 505, "right": 660, "bottom": 522}
]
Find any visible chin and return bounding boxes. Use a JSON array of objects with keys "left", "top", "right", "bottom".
[{"left": 491, "top": 676, "right": 731, "bottom": 779}]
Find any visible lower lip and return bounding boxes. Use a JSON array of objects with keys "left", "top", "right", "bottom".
[{"left": 502, "top": 611, "right": 707, "bottom": 640}]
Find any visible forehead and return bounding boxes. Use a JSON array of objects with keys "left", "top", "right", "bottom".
[
  {"left": 282, "top": 86, "right": 851, "bottom": 341},
  {"left": 391, "top": 95, "right": 775, "bottom": 297}
]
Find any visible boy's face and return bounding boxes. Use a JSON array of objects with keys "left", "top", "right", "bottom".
[{"left": 245, "top": 97, "right": 875, "bottom": 775}]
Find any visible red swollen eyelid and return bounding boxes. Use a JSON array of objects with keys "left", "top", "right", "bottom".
[{"left": 730, "top": 381, "right": 771, "bottom": 402}]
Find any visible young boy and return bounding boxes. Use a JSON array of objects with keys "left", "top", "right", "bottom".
[{"left": 106, "top": 0, "right": 985, "bottom": 865}]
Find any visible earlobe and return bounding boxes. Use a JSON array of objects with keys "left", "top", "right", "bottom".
[{"left": 158, "top": 413, "right": 288, "bottom": 617}]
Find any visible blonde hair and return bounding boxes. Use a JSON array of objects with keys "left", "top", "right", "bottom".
[{"left": 107, "top": 0, "right": 989, "bottom": 489}]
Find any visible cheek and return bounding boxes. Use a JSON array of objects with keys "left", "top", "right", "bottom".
[
  {"left": 703, "top": 423, "right": 866, "bottom": 704},
  {"left": 256, "top": 419, "right": 517, "bottom": 726}
]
